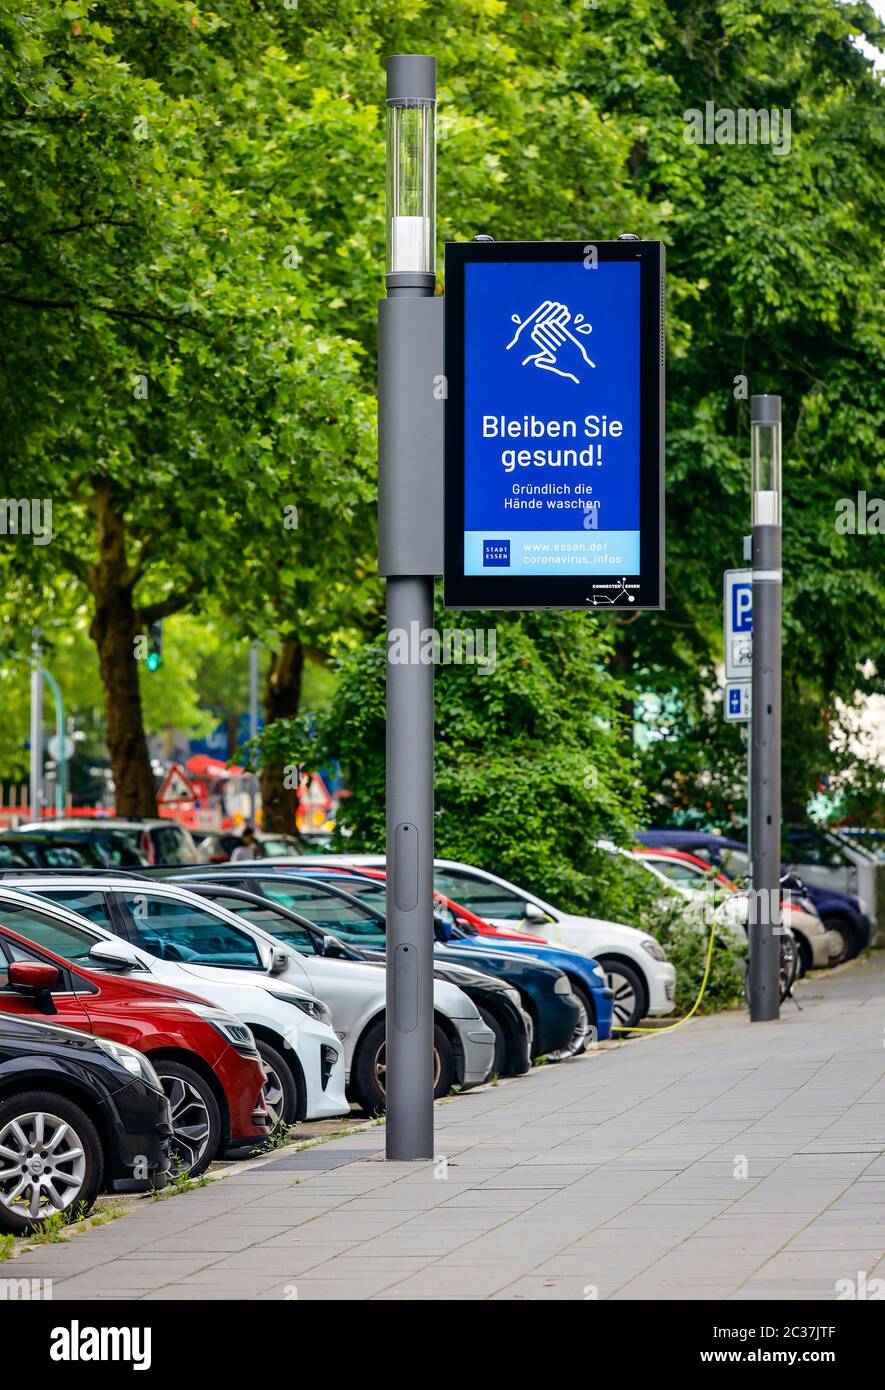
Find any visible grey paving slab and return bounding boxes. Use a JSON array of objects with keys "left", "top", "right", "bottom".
[{"left": 8, "top": 954, "right": 885, "bottom": 1300}]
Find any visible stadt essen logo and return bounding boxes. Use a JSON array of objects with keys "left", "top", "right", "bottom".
[{"left": 483, "top": 539, "right": 510, "bottom": 567}]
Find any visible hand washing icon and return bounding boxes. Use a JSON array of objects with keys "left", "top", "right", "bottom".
[{"left": 506, "top": 301, "right": 596, "bottom": 385}]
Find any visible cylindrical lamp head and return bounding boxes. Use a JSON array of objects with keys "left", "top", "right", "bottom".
[
  {"left": 386, "top": 55, "right": 436, "bottom": 276},
  {"left": 750, "top": 394, "right": 782, "bottom": 527}
]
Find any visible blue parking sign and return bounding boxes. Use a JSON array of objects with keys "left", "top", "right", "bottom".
[{"left": 732, "top": 582, "right": 753, "bottom": 633}]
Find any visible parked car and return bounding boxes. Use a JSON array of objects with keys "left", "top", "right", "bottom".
[
  {"left": 631, "top": 845, "right": 840, "bottom": 977},
  {"left": 636, "top": 831, "right": 874, "bottom": 964},
  {"left": 253, "top": 868, "right": 610, "bottom": 1049},
  {"left": 0, "top": 891, "right": 269, "bottom": 1175},
  {"left": 13, "top": 875, "right": 487, "bottom": 1116},
  {"left": 195, "top": 831, "right": 302, "bottom": 864},
  {"left": 4, "top": 877, "right": 349, "bottom": 1131},
  {"left": 179, "top": 879, "right": 577, "bottom": 1066},
  {"left": 4, "top": 828, "right": 147, "bottom": 869},
  {"left": 234, "top": 855, "right": 677, "bottom": 1030},
  {"left": 19, "top": 817, "right": 198, "bottom": 866},
  {"left": 0, "top": 1013, "right": 173, "bottom": 1234}
]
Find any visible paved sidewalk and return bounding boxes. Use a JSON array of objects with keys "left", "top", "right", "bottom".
[{"left": 10, "top": 956, "right": 885, "bottom": 1300}]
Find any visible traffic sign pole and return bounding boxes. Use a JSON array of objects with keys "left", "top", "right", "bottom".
[
  {"left": 748, "top": 395, "right": 782, "bottom": 1022},
  {"left": 29, "top": 639, "right": 43, "bottom": 820}
]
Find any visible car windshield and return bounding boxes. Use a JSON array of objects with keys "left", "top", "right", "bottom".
[
  {"left": 0, "top": 902, "right": 97, "bottom": 967},
  {"left": 203, "top": 896, "right": 319, "bottom": 956},
  {"left": 119, "top": 892, "right": 264, "bottom": 968},
  {"left": 258, "top": 880, "right": 387, "bottom": 947},
  {"left": 433, "top": 870, "right": 529, "bottom": 920}
]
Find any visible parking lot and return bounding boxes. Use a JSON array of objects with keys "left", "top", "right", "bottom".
[{"left": 6, "top": 953, "right": 884, "bottom": 1302}]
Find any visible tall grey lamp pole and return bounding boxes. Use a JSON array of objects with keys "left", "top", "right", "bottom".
[
  {"left": 748, "top": 394, "right": 782, "bottom": 1022},
  {"left": 379, "top": 54, "right": 440, "bottom": 1159},
  {"left": 29, "top": 639, "right": 44, "bottom": 821}
]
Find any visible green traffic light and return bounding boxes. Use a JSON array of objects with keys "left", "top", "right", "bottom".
[{"left": 146, "top": 652, "right": 160, "bottom": 672}]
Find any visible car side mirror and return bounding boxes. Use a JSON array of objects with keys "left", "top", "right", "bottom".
[
  {"left": 8, "top": 961, "right": 61, "bottom": 1015},
  {"left": 267, "top": 946, "right": 289, "bottom": 976},
  {"left": 524, "top": 902, "right": 549, "bottom": 925},
  {"left": 88, "top": 938, "right": 142, "bottom": 972},
  {"left": 320, "top": 935, "right": 351, "bottom": 959}
]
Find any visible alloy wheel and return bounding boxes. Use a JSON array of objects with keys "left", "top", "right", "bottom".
[
  {"left": 547, "top": 993, "right": 592, "bottom": 1061},
  {"left": 605, "top": 969, "right": 638, "bottom": 1028},
  {"left": 0, "top": 1110, "right": 87, "bottom": 1221},
  {"left": 372, "top": 1043, "right": 442, "bottom": 1097},
  {"left": 160, "top": 1074, "right": 212, "bottom": 1175},
  {"left": 261, "top": 1063, "right": 286, "bottom": 1132}
]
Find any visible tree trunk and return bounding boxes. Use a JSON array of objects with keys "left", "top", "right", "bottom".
[
  {"left": 88, "top": 483, "right": 158, "bottom": 816},
  {"left": 260, "top": 640, "right": 304, "bottom": 834}
]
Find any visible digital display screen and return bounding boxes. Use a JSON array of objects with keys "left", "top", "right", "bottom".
[
  {"left": 464, "top": 259, "right": 640, "bottom": 578},
  {"left": 444, "top": 241, "right": 663, "bottom": 610}
]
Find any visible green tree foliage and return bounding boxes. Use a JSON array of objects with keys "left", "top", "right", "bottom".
[
  {"left": 263, "top": 607, "right": 647, "bottom": 912},
  {"left": 1, "top": 0, "right": 882, "bottom": 832}
]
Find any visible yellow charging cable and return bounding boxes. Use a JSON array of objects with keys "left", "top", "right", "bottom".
[{"left": 609, "top": 909, "right": 719, "bottom": 1035}]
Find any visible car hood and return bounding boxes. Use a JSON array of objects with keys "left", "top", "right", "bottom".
[
  {"left": 171, "top": 960, "right": 315, "bottom": 1002},
  {"left": 491, "top": 912, "right": 651, "bottom": 955}
]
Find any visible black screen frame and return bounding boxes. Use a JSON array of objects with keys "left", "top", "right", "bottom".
[{"left": 443, "top": 239, "right": 665, "bottom": 610}]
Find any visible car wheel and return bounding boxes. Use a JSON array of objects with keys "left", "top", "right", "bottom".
[
  {"left": 0, "top": 1091, "right": 103, "bottom": 1235},
  {"left": 546, "top": 982, "right": 593, "bottom": 1061},
  {"left": 153, "top": 1061, "right": 221, "bottom": 1178},
  {"left": 256, "top": 1041, "right": 298, "bottom": 1133},
  {"left": 821, "top": 914, "right": 856, "bottom": 965},
  {"left": 350, "top": 1019, "right": 455, "bottom": 1114},
  {"left": 795, "top": 934, "right": 812, "bottom": 978},
  {"left": 597, "top": 959, "right": 646, "bottom": 1031},
  {"left": 779, "top": 930, "right": 798, "bottom": 1001},
  {"left": 477, "top": 1006, "right": 508, "bottom": 1077}
]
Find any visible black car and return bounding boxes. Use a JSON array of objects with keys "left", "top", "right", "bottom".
[
  {"left": 0, "top": 1013, "right": 172, "bottom": 1234},
  {"left": 3, "top": 828, "right": 147, "bottom": 869},
  {"left": 166, "top": 873, "right": 585, "bottom": 1062}
]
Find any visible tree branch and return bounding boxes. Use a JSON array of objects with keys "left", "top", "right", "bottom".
[{"left": 0, "top": 291, "right": 215, "bottom": 339}]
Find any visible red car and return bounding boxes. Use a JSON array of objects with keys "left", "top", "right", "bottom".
[{"left": 0, "top": 912, "right": 268, "bottom": 1177}]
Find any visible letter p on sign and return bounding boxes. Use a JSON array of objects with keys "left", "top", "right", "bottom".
[{"left": 733, "top": 583, "right": 752, "bottom": 633}]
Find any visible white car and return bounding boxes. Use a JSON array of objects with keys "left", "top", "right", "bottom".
[
  {"left": 16, "top": 876, "right": 496, "bottom": 1113},
  {"left": 252, "top": 854, "right": 677, "bottom": 1030},
  {"left": 628, "top": 846, "right": 842, "bottom": 975},
  {"left": 3, "top": 882, "right": 349, "bottom": 1128}
]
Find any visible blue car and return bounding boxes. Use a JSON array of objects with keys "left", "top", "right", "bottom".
[{"left": 637, "top": 830, "right": 873, "bottom": 960}]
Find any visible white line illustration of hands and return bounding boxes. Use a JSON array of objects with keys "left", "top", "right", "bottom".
[{"left": 524, "top": 303, "right": 595, "bottom": 383}]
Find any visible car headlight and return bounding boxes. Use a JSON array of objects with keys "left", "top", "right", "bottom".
[
  {"left": 95, "top": 1038, "right": 162, "bottom": 1090},
  {"left": 503, "top": 987, "right": 522, "bottom": 1007},
  {"left": 184, "top": 1003, "right": 258, "bottom": 1053},
  {"left": 592, "top": 963, "right": 606, "bottom": 981},
  {"left": 268, "top": 990, "right": 332, "bottom": 1027},
  {"left": 553, "top": 975, "right": 573, "bottom": 995},
  {"left": 641, "top": 937, "right": 667, "bottom": 962}
]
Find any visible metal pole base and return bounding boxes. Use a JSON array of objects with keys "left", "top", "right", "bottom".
[{"left": 385, "top": 575, "right": 435, "bottom": 1159}]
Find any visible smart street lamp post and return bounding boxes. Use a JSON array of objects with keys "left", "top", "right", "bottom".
[
  {"left": 748, "top": 394, "right": 782, "bottom": 1022},
  {"left": 379, "top": 55, "right": 440, "bottom": 1160}
]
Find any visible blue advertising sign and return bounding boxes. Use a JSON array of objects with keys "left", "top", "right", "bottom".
[{"left": 444, "top": 240, "right": 664, "bottom": 609}]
